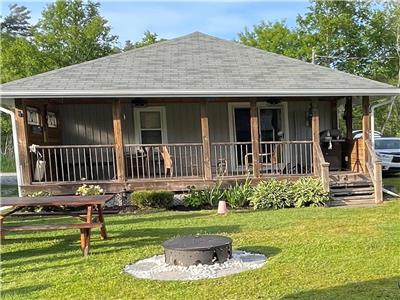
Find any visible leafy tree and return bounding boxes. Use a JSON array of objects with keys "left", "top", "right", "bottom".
[
  {"left": 0, "top": 4, "right": 32, "bottom": 37},
  {"left": 123, "top": 30, "right": 163, "bottom": 51},
  {"left": 238, "top": 21, "right": 302, "bottom": 59},
  {"left": 34, "top": 0, "right": 118, "bottom": 68}
]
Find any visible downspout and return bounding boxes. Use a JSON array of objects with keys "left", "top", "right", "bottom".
[
  {"left": 0, "top": 106, "right": 22, "bottom": 196},
  {"left": 370, "top": 96, "right": 400, "bottom": 198},
  {"left": 370, "top": 96, "right": 396, "bottom": 147}
]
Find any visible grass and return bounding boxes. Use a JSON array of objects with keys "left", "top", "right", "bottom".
[
  {"left": 1, "top": 202, "right": 400, "bottom": 299},
  {"left": 0, "top": 154, "right": 16, "bottom": 173}
]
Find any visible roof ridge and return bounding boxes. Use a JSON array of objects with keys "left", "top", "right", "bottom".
[{"left": 1, "top": 32, "right": 199, "bottom": 87}]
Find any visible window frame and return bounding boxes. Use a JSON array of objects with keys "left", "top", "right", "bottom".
[{"left": 134, "top": 106, "right": 168, "bottom": 144}]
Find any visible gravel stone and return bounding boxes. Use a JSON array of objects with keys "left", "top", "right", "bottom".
[{"left": 124, "top": 250, "right": 266, "bottom": 281}]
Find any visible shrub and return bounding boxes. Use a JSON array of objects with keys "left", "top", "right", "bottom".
[
  {"left": 185, "top": 184, "right": 224, "bottom": 209},
  {"left": 224, "top": 180, "right": 253, "bottom": 208},
  {"left": 76, "top": 184, "right": 104, "bottom": 196},
  {"left": 250, "top": 179, "right": 294, "bottom": 210},
  {"left": 131, "top": 190, "right": 174, "bottom": 208},
  {"left": 292, "top": 177, "right": 330, "bottom": 207}
]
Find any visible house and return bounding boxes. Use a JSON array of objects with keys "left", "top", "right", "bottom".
[{"left": 1, "top": 32, "right": 399, "bottom": 204}]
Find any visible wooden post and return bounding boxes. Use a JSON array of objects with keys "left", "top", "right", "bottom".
[
  {"left": 331, "top": 99, "right": 338, "bottom": 129},
  {"left": 250, "top": 100, "right": 260, "bottom": 178},
  {"left": 345, "top": 97, "right": 353, "bottom": 140},
  {"left": 362, "top": 96, "right": 370, "bottom": 174},
  {"left": 14, "top": 100, "right": 32, "bottom": 185},
  {"left": 311, "top": 99, "right": 320, "bottom": 176},
  {"left": 112, "top": 100, "right": 125, "bottom": 182},
  {"left": 374, "top": 161, "right": 383, "bottom": 203},
  {"left": 200, "top": 102, "right": 212, "bottom": 180}
]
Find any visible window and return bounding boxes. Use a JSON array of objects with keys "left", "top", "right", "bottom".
[
  {"left": 47, "top": 112, "right": 58, "bottom": 128},
  {"left": 135, "top": 107, "right": 167, "bottom": 144},
  {"left": 27, "top": 107, "right": 41, "bottom": 126}
]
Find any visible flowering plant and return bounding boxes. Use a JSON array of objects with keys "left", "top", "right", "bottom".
[{"left": 75, "top": 184, "right": 104, "bottom": 196}]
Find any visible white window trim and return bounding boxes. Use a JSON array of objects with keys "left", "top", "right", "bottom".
[
  {"left": 227, "top": 102, "right": 289, "bottom": 143},
  {"left": 134, "top": 106, "right": 168, "bottom": 144}
]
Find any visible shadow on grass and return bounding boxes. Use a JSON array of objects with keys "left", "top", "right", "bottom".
[
  {"left": 107, "top": 212, "right": 209, "bottom": 225},
  {"left": 2, "top": 224, "right": 241, "bottom": 269},
  {"left": 236, "top": 245, "right": 281, "bottom": 258},
  {"left": 1, "top": 284, "right": 50, "bottom": 298},
  {"left": 282, "top": 277, "right": 400, "bottom": 300}
]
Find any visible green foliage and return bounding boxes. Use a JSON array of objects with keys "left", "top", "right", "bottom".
[
  {"left": 27, "top": 190, "right": 52, "bottom": 197},
  {"left": 0, "top": 154, "right": 16, "bottom": 172},
  {"left": 250, "top": 179, "right": 294, "bottom": 210},
  {"left": 185, "top": 184, "right": 225, "bottom": 209},
  {"left": 224, "top": 179, "right": 253, "bottom": 209},
  {"left": 292, "top": 177, "right": 330, "bottom": 207},
  {"left": 33, "top": 0, "right": 118, "bottom": 68},
  {"left": 123, "top": 30, "right": 163, "bottom": 51},
  {"left": 75, "top": 184, "right": 104, "bottom": 196},
  {"left": 250, "top": 178, "right": 329, "bottom": 210},
  {"left": 0, "top": 4, "right": 32, "bottom": 37},
  {"left": 130, "top": 190, "right": 174, "bottom": 208}
]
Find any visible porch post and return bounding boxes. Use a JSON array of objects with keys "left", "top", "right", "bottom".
[
  {"left": 345, "top": 97, "right": 353, "bottom": 140},
  {"left": 362, "top": 96, "right": 370, "bottom": 174},
  {"left": 14, "top": 99, "right": 32, "bottom": 186},
  {"left": 200, "top": 101, "right": 212, "bottom": 180},
  {"left": 311, "top": 99, "right": 320, "bottom": 176},
  {"left": 250, "top": 100, "right": 260, "bottom": 178},
  {"left": 112, "top": 99, "right": 126, "bottom": 182}
]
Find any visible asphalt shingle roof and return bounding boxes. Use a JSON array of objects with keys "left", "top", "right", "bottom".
[{"left": 1, "top": 32, "right": 398, "bottom": 98}]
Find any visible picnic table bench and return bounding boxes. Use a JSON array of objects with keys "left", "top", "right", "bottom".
[{"left": 0, "top": 195, "right": 114, "bottom": 256}]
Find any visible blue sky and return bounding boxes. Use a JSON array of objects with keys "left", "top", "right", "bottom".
[{"left": 1, "top": 1, "right": 310, "bottom": 46}]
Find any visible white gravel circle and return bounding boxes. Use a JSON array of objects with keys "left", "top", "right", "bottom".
[{"left": 124, "top": 250, "right": 266, "bottom": 281}]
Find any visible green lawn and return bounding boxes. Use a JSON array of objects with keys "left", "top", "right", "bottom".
[{"left": 1, "top": 201, "right": 400, "bottom": 300}]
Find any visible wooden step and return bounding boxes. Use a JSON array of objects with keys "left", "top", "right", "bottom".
[
  {"left": 330, "top": 181, "right": 373, "bottom": 188},
  {"left": 328, "top": 201, "right": 376, "bottom": 208},
  {"left": 330, "top": 195, "right": 375, "bottom": 202},
  {"left": 330, "top": 187, "right": 374, "bottom": 196}
]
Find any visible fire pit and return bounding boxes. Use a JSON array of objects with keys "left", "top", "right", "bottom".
[
  {"left": 124, "top": 234, "right": 266, "bottom": 281},
  {"left": 163, "top": 235, "right": 232, "bottom": 266}
]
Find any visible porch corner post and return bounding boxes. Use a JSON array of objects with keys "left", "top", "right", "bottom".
[
  {"left": 362, "top": 96, "right": 370, "bottom": 174},
  {"left": 112, "top": 99, "right": 126, "bottom": 182},
  {"left": 311, "top": 98, "right": 320, "bottom": 176},
  {"left": 14, "top": 99, "right": 32, "bottom": 186},
  {"left": 250, "top": 100, "right": 260, "bottom": 178},
  {"left": 200, "top": 101, "right": 212, "bottom": 180}
]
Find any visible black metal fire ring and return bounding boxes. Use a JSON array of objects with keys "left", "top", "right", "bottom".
[{"left": 163, "top": 235, "right": 233, "bottom": 267}]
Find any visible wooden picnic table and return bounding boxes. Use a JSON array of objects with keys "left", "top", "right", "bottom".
[{"left": 0, "top": 194, "right": 114, "bottom": 256}]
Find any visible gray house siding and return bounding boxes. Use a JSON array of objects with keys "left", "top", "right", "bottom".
[{"left": 60, "top": 101, "right": 332, "bottom": 145}]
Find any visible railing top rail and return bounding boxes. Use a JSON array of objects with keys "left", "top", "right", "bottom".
[
  {"left": 124, "top": 143, "right": 202, "bottom": 147},
  {"left": 33, "top": 144, "right": 115, "bottom": 149},
  {"left": 211, "top": 142, "right": 252, "bottom": 145},
  {"left": 260, "top": 140, "right": 312, "bottom": 144}
]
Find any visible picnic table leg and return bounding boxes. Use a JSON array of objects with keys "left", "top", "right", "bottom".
[
  {"left": 0, "top": 216, "right": 4, "bottom": 240},
  {"left": 80, "top": 228, "right": 90, "bottom": 256},
  {"left": 97, "top": 204, "right": 108, "bottom": 240}
]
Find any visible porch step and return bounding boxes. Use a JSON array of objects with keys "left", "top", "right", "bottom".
[
  {"left": 330, "top": 187, "right": 374, "bottom": 196},
  {"left": 329, "top": 172, "right": 375, "bottom": 207}
]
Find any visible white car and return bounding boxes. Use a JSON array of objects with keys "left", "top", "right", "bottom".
[
  {"left": 374, "top": 138, "right": 400, "bottom": 174},
  {"left": 352, "top": 130, "right": 382, "bottom": 140}
]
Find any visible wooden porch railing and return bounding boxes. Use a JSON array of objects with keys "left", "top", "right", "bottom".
[
  {"left": 30, "top": 145, "right": 117, "bottom": 183},
  {"left": 313, "top": 143, "right": 330, "bottom": 192},
  {"left": 211, "top": 142, "right": 252, "bottom": 177},
  {"left": 365, "top": 140, "right": 383, "bottom": 203},
  {"left": 29, "top": 141, "right": 319, "bottom": 184},
  {"left": 124, "top": 143, "right": 204, "bottom": 180},
  {"left": 260, "top": 141, "right": 313, "bottom": 176}
]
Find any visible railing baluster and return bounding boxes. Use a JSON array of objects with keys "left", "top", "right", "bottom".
[
  {"left": 48, "top": 148, "right": 53, "bottom": 182},
  {"left": 66, "top": 148, "right": 70, "bottom": 181},
  {"left": 94, "top": 148, "right": 99, "bottom": 180},
  {"left": 100, "top": 147, "right": 104, "bottom": 180},
  {"left": 112, "top": 147, "right": 116, "bottom": 180},
  {"left": 72, "top": 148, "right": 76, "bottom": 181},
  {"left": 54, "top": 148, "right": 59, "bottom": 182}
]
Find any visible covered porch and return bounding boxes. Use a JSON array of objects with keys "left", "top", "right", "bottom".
[{"left": 15, "top": 95, "right": 379, "bottom": 202}]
